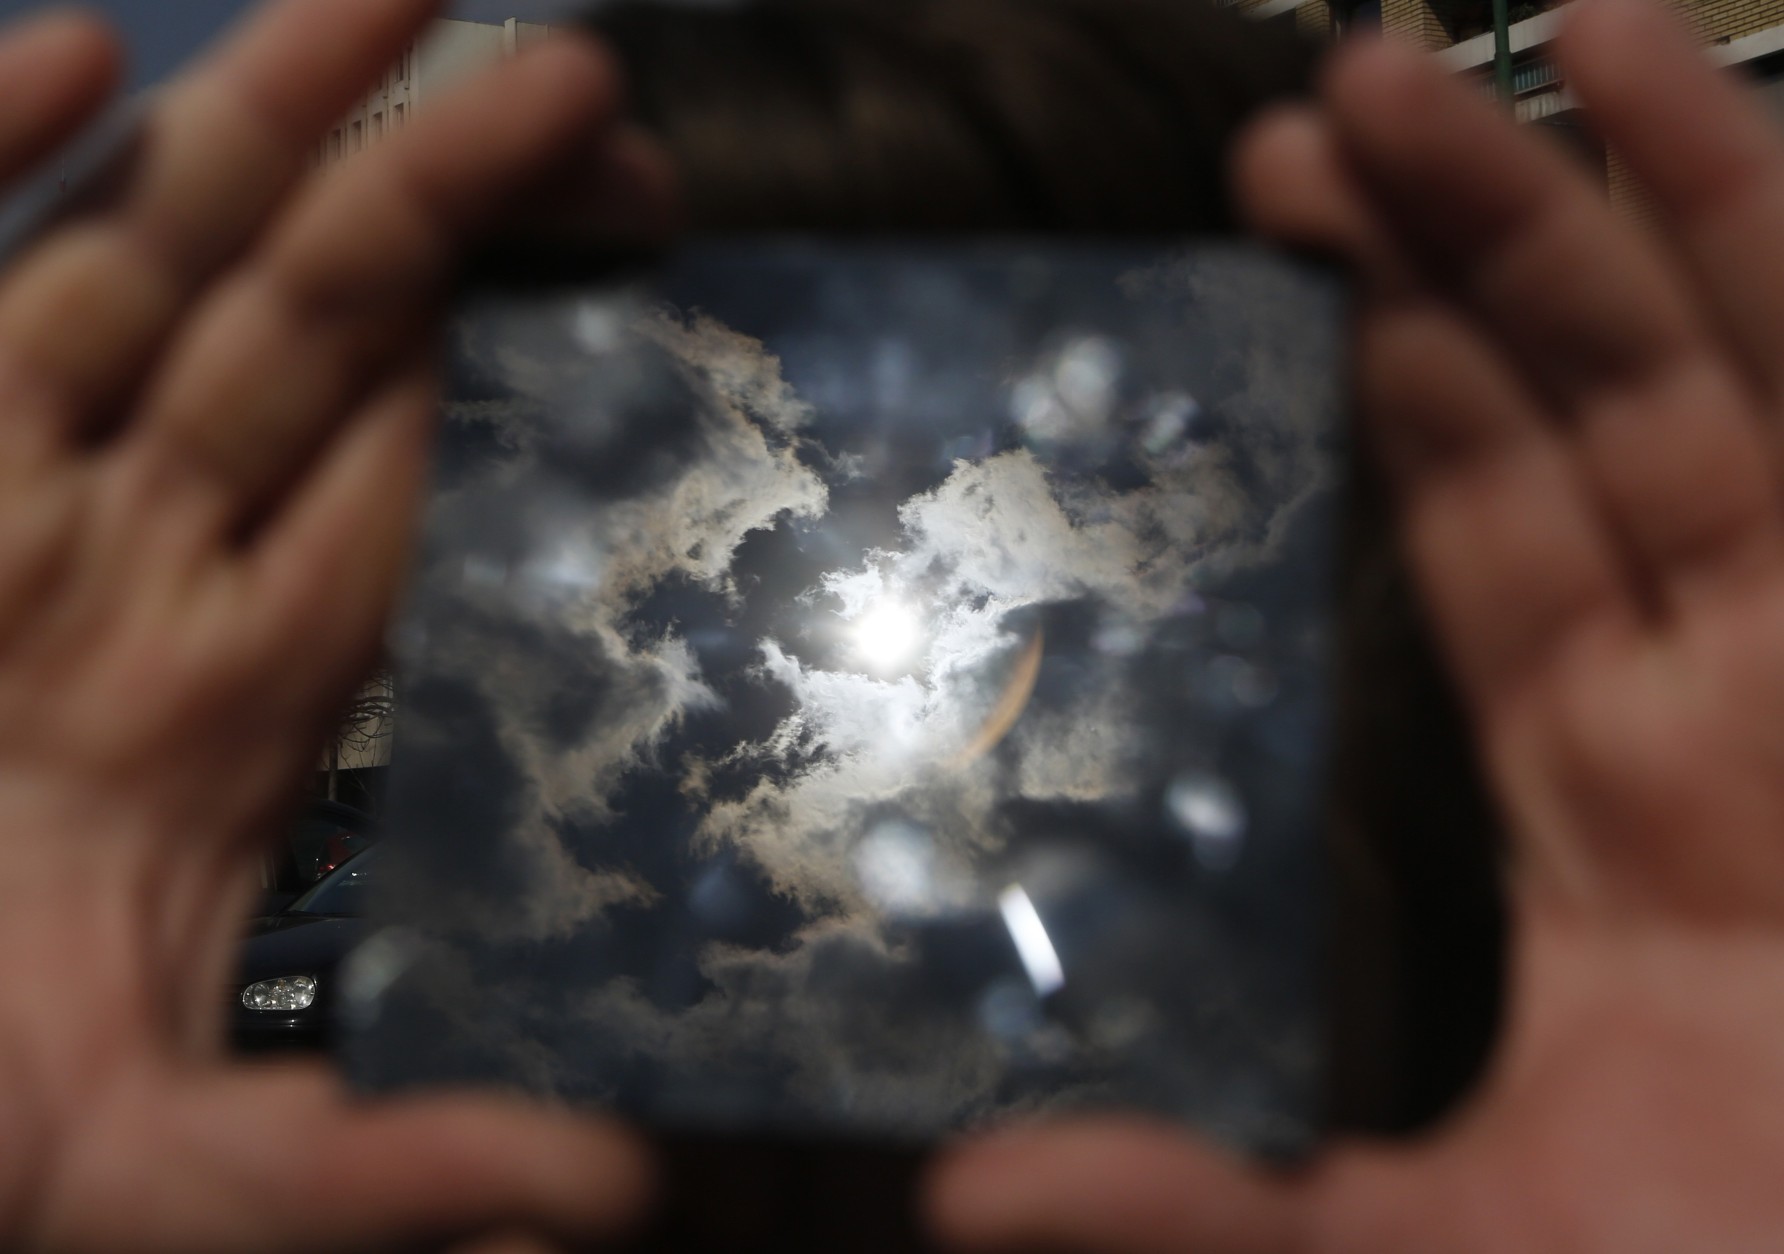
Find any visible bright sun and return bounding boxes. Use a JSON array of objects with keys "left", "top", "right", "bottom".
[{"left": 853, "top": 602, "right": 922, "bottom": 672}]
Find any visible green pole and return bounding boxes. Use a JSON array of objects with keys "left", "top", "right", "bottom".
[{"left": 1493, "top": 0, "right": 1514, "bottom": 106}]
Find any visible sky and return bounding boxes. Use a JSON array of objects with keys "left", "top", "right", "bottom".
[
  {"left": 347, "top": 242, "right": 1346, "bottom": 1154},
  {"left": 0, "top": 0, "right": 575, "bottom": 88}
]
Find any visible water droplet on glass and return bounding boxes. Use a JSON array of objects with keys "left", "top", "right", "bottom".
[
  {"left": 1012, "top": 375, "right": 1072, "bottom": 442},
  {"left": 977, "top": 976, "right": 1044, "bottom": 1043},
  {"left": 521, "top": 540, "right": 603, "bottom": 597},
  {"left": 340, "top": 927, "right": 420, "bottom": 1029},
  {"left": 575, "top": 302, "right": 625, "bottom": 353},
  {"left": 854, "top": 820, "right": 936, "bottom": 914},
  {"left": 1054, "top": 336, "right": 1122, "bottom": 423},
  {"left": 1167, "top": 772, "right": 1247, "bottom": 871},
  {"left": 1093, "top": 620, "right": 1145, "bottom": 656},
  {"left": 1141, "top": 392, "right": 1201, "bottom": 455},
  {"left": 689, "top": 862, "right": 752, "bottom": 929}
]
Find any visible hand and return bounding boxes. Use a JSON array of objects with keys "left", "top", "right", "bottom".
[
  {"left": 926, "top": 2, "right": 1784, "bottom": 1250},
  {"left": 0, "top": 2, "right": 673, "bottom": 1249}
]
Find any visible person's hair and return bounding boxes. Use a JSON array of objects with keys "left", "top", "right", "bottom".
[
  {"left": 585, "top": 0, "right": 1318, "bottom": 232},
  {"left": 582, "top": 0, "right": 1506, "bottom": 1135}
]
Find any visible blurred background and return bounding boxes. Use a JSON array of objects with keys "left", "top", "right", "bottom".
[{"left": 0, "top": 0, "right": 574, "bottom": 88}]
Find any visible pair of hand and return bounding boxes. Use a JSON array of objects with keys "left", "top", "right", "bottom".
[{"left": 4, "top": 0, "right": 1784, "bottom": 1249}]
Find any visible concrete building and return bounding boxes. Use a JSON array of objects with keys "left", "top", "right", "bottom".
[
  {"left": 1235, "top": 0, "right": 1784, "bottom": 219},
  {"left": 318, "top": 18, "right": 551, "bottom": 167}
]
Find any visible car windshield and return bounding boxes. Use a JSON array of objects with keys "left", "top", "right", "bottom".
[
  {"left": 285, "top": 805, "right": 373, "bottom": 884},
  {"left": 286, "top": 845, "right": 377, "bottom": 916}
]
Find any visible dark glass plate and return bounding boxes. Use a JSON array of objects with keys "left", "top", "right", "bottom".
[{"left": 346, "top": 241, "right": 1346, "bottom": 1157}]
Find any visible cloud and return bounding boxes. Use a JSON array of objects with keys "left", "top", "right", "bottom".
[
  {"left": 372, "top": 248, "right": 1340, "bottom": 1148},
  {"left": 567, "top": 918, "right": 1012, "bottom": 1133},
  {"left": 689, "top": 421, "right": 1318, "bottom": 912},
  {"left": 394, "top": 294, "right": 827, "bottom": 941}
]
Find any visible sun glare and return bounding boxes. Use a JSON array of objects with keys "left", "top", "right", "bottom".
[{"left": 853, "top": 602, "right": 922, "bottom": 672}]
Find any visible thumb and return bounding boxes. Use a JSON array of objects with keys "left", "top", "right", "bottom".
[
  {"left": 924, "top": 1117, "right": 1310, "bottom": 1254},
  {"left": 34, "top": 1062, "right": 655, "bottom": 1253}
]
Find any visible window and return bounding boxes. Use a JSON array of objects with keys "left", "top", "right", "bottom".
[
  {"left": 397, "top": 49, "right": 409, "bottom": 82},
  {"left": 329, "top": 130, "right": 342, "bottom": 160},
  {"left": 351, "top": 119, "right": 363, "bottom": 152},
  {"left": 394, "top": 103, "right": 405, "bottom": 127},
  {"left": 373, "top": 112, "right": 384, "bottom": 140}
]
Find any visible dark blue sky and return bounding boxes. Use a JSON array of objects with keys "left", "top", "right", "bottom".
[{"left": 0, "top": 1, "right": 576, "bottom": 88}]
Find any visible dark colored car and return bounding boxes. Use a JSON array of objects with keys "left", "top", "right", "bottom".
[
  {"left": 232, "top": 845, "right": 375, "bottom": 1052},
  {"left": 255, "top": 798, "right": 376, "bottom": 917}
]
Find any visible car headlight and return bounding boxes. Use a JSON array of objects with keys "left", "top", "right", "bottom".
[{"left": 241, "top": 975, "right": 318, "bottom": 1011}]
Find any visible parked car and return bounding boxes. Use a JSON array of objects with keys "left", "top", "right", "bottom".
[
  {"left": 255, "top": 798, "right": 376, "bottom": 917},
  {"left": 232, "top": 845, "right": 376, "bottom": 1053}
]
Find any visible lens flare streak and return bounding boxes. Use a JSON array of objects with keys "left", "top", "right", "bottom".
[{"left": 998, "top": 884, "right": 1065, "bottom": 997}]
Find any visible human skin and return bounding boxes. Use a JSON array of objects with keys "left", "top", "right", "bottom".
[
  {"left": 10, "top": 0, "right": 1784, "bottom": 1248},
  {"left": 924, "top": 1, "right": 1784, "bottom": 1251},
  {"left": 0, "top": 1, "right": 676, "bottom": 1249}
]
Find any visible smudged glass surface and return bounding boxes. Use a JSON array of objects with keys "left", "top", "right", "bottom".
[{"left": 347, "top": 242, "right": 1346, "bottom": 1155}]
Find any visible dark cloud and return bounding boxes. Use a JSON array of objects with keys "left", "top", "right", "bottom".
[{"left": 358, "top": 244, "right": 1341, "bottom": 1154}]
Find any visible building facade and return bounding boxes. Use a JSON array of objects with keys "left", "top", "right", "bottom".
[
  {"left": 318, "top": 18, "right": 551, "bottom": 167},
  {"left": 1256, "top": 0, "right": 1784, "bottom": 217}
]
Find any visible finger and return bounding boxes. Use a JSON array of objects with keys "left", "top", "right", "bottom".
[
  {"left": 37, "top": 1065, "right": 654, "bottom": 1253},
  {"left": 1230, "top": 104, "right": 1415, "bottom": 299},
  {"left": 0, "top": 10, "right": 122, "bottom": 187},
  {"left": 514, "top": 123, "right": 686, "bottom": 246},
  {"left": 245, "top": 359, "right": 434, "bottom": 724},
  {"left": 129, "top": 38, "right": 620, "bottom": 537},
  {"left": 0, "top": 0, "right": 445, "bottom": 429},
  {"left": 1557, "top": 0, "right": 1784, "bottom": 415},
  {"left": 1325, "top": 36, "right": 1784, "bottom": 609},
  {"left": 925, "top": 1119, "right": 1307, "bottom": 1254},
  {"left": 1359, "top": 303, "right": 1636, "bottom": 831},
  {"left": 446, "top": 1233, "right": 565, "bottom": 1254},
  {"left": 0, "top": 12, "right": 124, "bottom": 482}
]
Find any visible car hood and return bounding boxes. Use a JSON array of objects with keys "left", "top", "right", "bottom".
[{"left": 238, "top": 915, "right": 366, "bottom": 983}]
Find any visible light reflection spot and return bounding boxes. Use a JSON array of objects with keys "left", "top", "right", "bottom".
[
  {"left": 854, "top": 821, "right": 935, "bottom": 914},
  {"left": 523, "top": 541, "right": 604, "bottom": 595},
  {"left": 1013, "top": 377, "right": 1072, "bottom": 442},
  {"left": 1093, "top": 621, "right": 1145, "bottom": 656},
  {"left": 1054, "top": 336, "right": 1122, "bottom": 422},
  {"left": 977, "top": 976, "right": 1043, "bottom": 1043},
  {"left": 1167, "top": 772, "right": 1248, "bottom": 871},
  {"left": 1142, "top": 392, "right": 1201, "bottom": 454},
  {"left": 574, "top": 303, "right": 626, "bottom": 352},
  {"left": 998, "top": 884, "right": 1066, "bottom": 997}
]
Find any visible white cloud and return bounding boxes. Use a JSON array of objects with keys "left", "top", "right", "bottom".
[
  {"left": 414, "top": 298, "right": 830, "bottom": 940},
  {"left": 387, "top": 253, "right": 1337, "bottom": 1141},
  {"left": 565, "top": 917, "right": 1011, "bottom": 1133}
]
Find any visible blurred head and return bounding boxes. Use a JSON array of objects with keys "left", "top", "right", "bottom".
[{"left": 583, "top": 0, "right": 1317, "bottom": 232}]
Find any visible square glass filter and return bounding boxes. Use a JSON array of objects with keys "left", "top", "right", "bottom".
[{"left": 345, "top": 241, "right": 1347, "bottom": 1155}]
